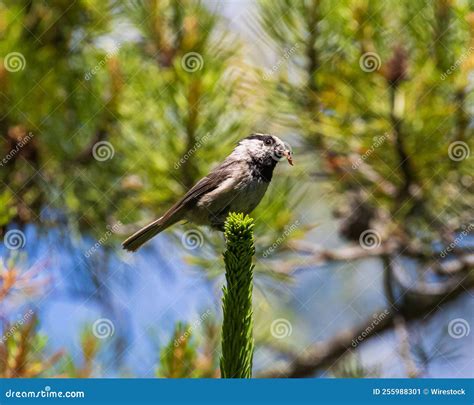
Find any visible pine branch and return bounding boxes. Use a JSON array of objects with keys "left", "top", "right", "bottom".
[
  {"left": 220, "top": 213, "right": 255, "bottom": 378},
  {"left": 260, "top": 277, "right": 472, "bottom": 378},
  {"left": 157, "top": 322, "right": 197, "bottom": 378}
]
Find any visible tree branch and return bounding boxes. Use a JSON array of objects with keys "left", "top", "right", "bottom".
[
  {"left": 259, "top": 265, "right": 473, "bottom": 378},
  {"left": 278, "top": 240, "right": 473, "bottom": 277}
]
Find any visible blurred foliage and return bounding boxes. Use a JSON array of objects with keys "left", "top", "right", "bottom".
[
  {"left": 0, "top": 0, "right": 298, "bottom": 269},
  {"left": 330, "top": 353, "right": 380, "bottom": 378},
  {"left": 61, "top": 328, "right": 101, "bottom": 378},
  {"left": 0, "top": 0, "right": 472, "bottom": 380},
  {"left": 0, "top": 314, "right": 63, "bottom": 377},
  {"left": 157, "top": 318, "right": 220, "bottom": 378},
  {"left": 157, "top": 321, "right": 198, "bottom": 378},
  {"left": 258, "top": 0, "right": 473, "bottom": 246}
]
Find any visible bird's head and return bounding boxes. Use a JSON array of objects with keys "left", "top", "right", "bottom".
[{"left": 235, "top": 134, "right": 293, "bottom": 166}]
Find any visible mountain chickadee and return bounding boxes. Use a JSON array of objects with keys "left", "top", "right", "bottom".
[{"left": 122, "top": 134, "right": 293, "bottom": 251}]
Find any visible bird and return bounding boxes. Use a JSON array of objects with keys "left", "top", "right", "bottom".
[{"left": 122, "top": 134, "right": 293, "bottom": 252}]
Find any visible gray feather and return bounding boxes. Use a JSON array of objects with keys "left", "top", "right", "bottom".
[{"left": 122, "top": 134, "right": 290, "bottom": 251}]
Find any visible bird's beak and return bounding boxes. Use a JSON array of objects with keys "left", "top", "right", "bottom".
[{"left": 283, "top": 150, "right": 294, "bottom": 166}]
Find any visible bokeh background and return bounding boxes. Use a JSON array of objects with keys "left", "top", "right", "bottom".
[{"left": 0, "top": 0, "right": 473, "bottom": 378}]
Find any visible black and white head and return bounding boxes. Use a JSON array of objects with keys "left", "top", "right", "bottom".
[
  {"left": 232, "top": 133, "right": 293, "bottom": 167},
  {"left": 229, "top": 133, "right": 293, "bottom": 183}
]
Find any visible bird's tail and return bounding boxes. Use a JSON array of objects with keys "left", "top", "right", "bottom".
[{"left": 122, "top": 216, "right": 176, "bottom": 252}]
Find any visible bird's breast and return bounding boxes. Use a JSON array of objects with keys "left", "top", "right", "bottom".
[
  {"left": 230, "top": 175, "right": 269, "bottom": 214},
  {"left": 190, "top": 160, "right": 273, "bottom": 227}
]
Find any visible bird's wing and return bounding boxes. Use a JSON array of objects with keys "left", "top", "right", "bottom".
[{"left": 159, "top": 159, "right": 241, "bottom": 223}]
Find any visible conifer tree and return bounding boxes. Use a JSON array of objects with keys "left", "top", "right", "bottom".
[{"left": 220, "top": 213, "right": 255, "bottom": 378}]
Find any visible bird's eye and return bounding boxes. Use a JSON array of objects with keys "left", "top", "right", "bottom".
[{"left": 264, "top": 138, "right": 273, "bottom": 146}]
